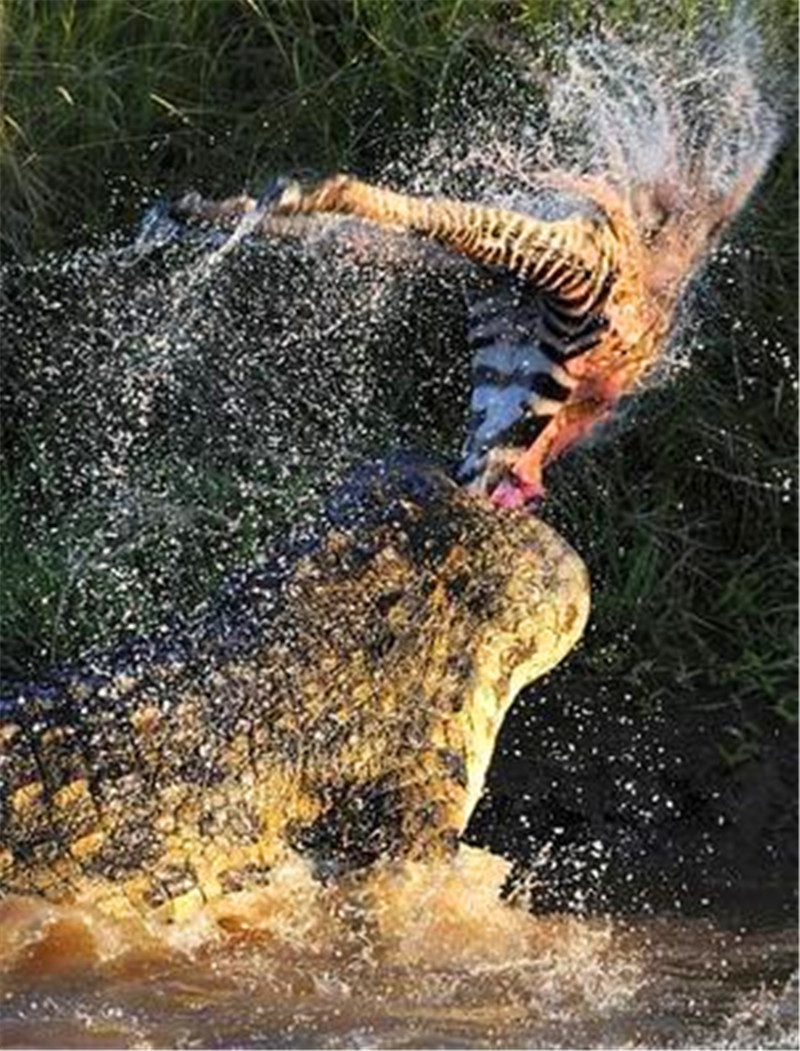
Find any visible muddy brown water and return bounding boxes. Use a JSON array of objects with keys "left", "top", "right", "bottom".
[{"left": 1, "top": 849, "right": 796, "bottom": 1050}]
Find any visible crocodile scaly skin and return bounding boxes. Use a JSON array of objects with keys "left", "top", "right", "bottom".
[{"left": 0, "top": 464, "right": 589, "bottom": 920}]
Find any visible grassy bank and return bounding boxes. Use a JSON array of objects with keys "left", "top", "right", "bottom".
[
  {"left": 3, "top": 0, "right": 795, "bottom": 259},
  {"left": 0, "top": 0, "right": 797, "bottom": 762}
]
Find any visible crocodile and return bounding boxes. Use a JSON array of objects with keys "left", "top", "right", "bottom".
[{"left": 0, "top": 460, "right": 589, "bottom": 921}]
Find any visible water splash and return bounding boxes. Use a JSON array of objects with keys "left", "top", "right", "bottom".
[
  {"left": 396, "top": 21, "right": 782, "bottom": 214},
  {"left": 385, "top": 22, "right": 782, "bottom": 385},
  {"left": 0, "top": 850, "right": 795, "bottom": 1048},
  {"left": 2, "top": 20, "right": 787, "bottom": 669},
  {"left": 1, "top": 217, "right": 466, "bottom": 668}
]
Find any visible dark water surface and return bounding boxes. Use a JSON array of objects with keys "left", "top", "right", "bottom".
[{"left": 1, "top": 850, "right": 796, "bottom": 1050}]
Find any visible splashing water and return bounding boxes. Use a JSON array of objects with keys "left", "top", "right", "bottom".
[
  {"left": 0, "top": 20, "right": 796, "bottom": 1051},
  {"left": 2, "top": 217, "right": 467, "bottom": 669},
  {"left": 1, "top": 849, "right": 796, "bottom": 1049},
  {"left": 393, "top": 21, "right": 782, "bottom": 218},
  {"left": 384, "top": 21, "right": 783, "bottom": 388},
  {"left": 1, "top": 23, "right": 788, "bottom": 667}
]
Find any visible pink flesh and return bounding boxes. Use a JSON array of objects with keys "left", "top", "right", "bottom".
[
  {"left": 481, "top": 391, "right": 619, "bottom": 512},
  {"left": 489, "top": 478, "right": 543, "bottom": 510}
]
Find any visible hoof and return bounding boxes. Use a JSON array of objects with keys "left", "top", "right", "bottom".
[
  {"left": 135, "top": 197, "right": 185, "bottom": 248},
  {"left": 256, "top": 176, "right": 294, "bottom": 210}
]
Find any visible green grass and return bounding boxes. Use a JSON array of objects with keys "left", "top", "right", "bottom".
[
  {"left": 0, "top": 0, "right": 796, "bottom": 753},
  {"left": 4, "top": 0, "right": 794, "bottom": 257},
  {"left": 1, "top": 0, "right": 500, "bottom": 256}
]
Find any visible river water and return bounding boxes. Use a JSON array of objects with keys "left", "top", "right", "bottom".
[{"left": 1, "top": 849, "right": 796, "bottom": 1049}]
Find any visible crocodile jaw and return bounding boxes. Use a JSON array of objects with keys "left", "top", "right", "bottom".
[{"left": 459, "top": 525, "right": 591, "bottom": 828}]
